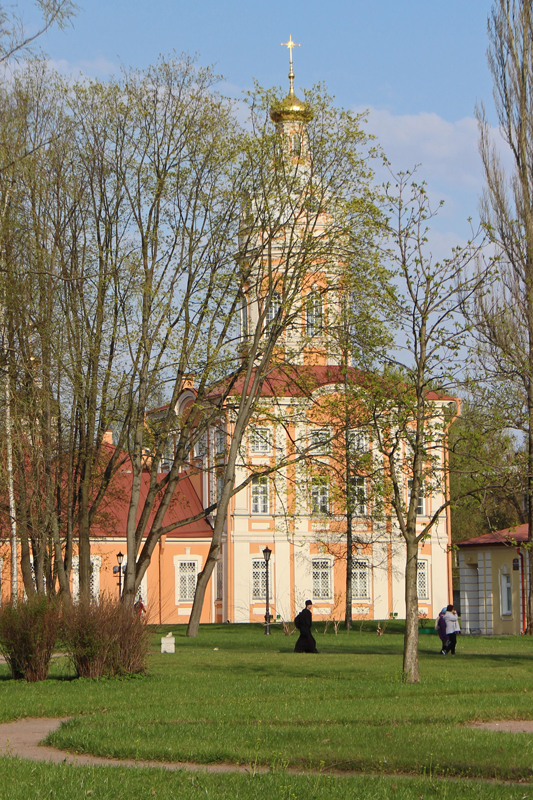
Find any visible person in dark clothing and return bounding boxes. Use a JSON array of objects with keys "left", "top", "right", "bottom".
[
  {"left": 435, "top": 607, "right": 448, "bottom": 651},
  {"left": 294, "top": 600, "right": 318, "bottom": 653}
]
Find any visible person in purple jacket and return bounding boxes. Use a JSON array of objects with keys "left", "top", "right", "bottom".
[{"left": 435, "top": 607, "right": 448, "bottom": 654}]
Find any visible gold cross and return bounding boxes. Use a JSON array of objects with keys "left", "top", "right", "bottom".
[
  {"left": 281, "top": 34, "right": 300, "bottom": 66},
  {"left": 281, "top": 35, "right": 300, "bottom": 95}
]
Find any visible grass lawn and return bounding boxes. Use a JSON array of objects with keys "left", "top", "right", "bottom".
[{"left": 1, "top": 622, "right": 533, "bottom": 798}]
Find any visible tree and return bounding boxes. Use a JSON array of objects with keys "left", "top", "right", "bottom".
[
  {"left": 368, "top": 171, "right": 486, "bottom": 683},
  {"left": 472, "top": 0, "right": 533, "bottom": 631},
  {"left": 449, "top": 401, "right": 525, "bottom": 543},
  {"left": 0, "top": 1, "right": 76, "bottom": 66}
]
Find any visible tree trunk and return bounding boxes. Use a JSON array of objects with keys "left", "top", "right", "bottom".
[
  {"left": 402, "top": 539, "right": 420, "bottom": 683},
  {"left": 345, "top": 508, "right": 353, "bottom": 630}
]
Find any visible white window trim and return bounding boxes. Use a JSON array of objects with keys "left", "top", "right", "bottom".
[
  {"left": 266, "top": 292, "right": 282, "bottom": 326},
  {"left": 311, "top": 477, "right": 329, "bottom": 515},
  {"left": 500, "top": 566, "right": 512, "bottom": 618},
  {"left": 310, "top": 427, "right": 331, "bottom": 456},
  {"left": 349, "top": 429, "right": 368, "bottom": 454},
  {"left": 249, "top": 426, "right": 272, "bottom": 455},
  {"left": 312, "top": 556, "right": 333, "bottom": 602},
  {"left": 250, "top": 555, "right": 273, "bottom": 603},
  {"left": 173, "top": 556, "right": 202, "bottom": 605},
  {"left": 351, "top": 559, "right": 371, "bottom": 601},
  {"left": 72, "top": 555, "right": 101, "bottom": 601},
  {"left": 251, "top": 475, "right": 270, "bottom": 515},
  {"left": 408, "top": 479, "right": 425, "bottom": 516}
]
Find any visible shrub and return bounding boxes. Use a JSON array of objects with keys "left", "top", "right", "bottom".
[
  {"left": 0, "top": 596, "right": 61, "bottom": 682},
  {"left": 63, "top": 596, "right": 150, "bottom": 679}
]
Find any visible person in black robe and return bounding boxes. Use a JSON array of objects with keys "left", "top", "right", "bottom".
[{"left": 294, "top": 600, "right": 318, "bottom": 653}]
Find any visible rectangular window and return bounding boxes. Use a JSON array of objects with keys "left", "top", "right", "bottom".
[
  {"left": 312, "top": 558, "right": 331, "bottom": 600},
  {"left": 417, "top": 561, "right": 428, "bottom": 600},
  {"left": 215, "top": 428, "right": 226, "bottom": 455},
  {"left": 216, "top": 474, "right": 225, "bottom": 502},
  {"left": 306, "top": 292, "right": 323, "bottom": 337},
  {"left": 72, "top": 556, "right": 100, "bottom": 601},
  {"left": 348, "top": 429, "right": 367, "bottom": 454},
  {"left": 352, "top": 560, "right": 370, "bottom": 600},
  {"left": 266, "top": 292, "right": 282, "bottom": 326},
  {"left": 195, "top": 433, "right": 207, "bottom": 459},
  {"left": 501, "top": 572, "right": 512, "bottom": 616},
  {"left": 408, "top": 479, "right": 424, "bottom": 516},
  {"left": 311, "top": 478, "right": 329, "bottom": 515},
  {"left": 251, "top": 476, "right": 269, "bottom": 514},
  {"left": 252, "top": 559, "right": 269, "bottom": 600},
  {"left": 178, "top": 561, "right": 197, "bottom": 601},
  {"left": 351, "top": 476, "right": 367, "bottom": 516},
  {"left": 310, "top": 428, "right": 330, "bottom": 455},
  {"left": 249, "top": 427, "right": 272, "bottom": 454}
]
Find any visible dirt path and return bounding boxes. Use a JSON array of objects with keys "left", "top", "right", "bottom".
[
  {"left": 0, "top": 718, "right": 266, "bottom": 774},
  {"left": 0, "top": 716, "right": 530, "bottom": 786}
]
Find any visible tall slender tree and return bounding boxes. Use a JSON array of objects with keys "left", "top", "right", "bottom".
[{"left": 472, "top": 0, "right": 533, "bottom": 631}]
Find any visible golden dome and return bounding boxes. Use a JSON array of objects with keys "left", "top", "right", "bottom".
[
  {"left": 270, "top": 90, "right": 313, "bottom": 124},
  {"left": 271, "top": 35, "right": 313, "bottom": 124}
]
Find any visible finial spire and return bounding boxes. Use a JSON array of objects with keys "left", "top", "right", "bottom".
[{"left": 281, "top": 34, "right": 300, "bottom": 97}]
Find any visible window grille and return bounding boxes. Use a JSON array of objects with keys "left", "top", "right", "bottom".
[
  {"left": 311, "top": 478, "right": 329, "bottom": 515},
  {"left": 251, "top": 476, "right": 269, "bottom": 514},
  {"left": 351, "top": 476, "right": 367, "bottom": 516},
  {"left": 312, "top": 558, "right": 331, "bottom": 600},
  {"left": 266, "top": 292, "right": 282, "bottom": 325},
  {"left": 352, "top": 560, "right": 370, "bottom": 599},
  {"left": 417, "top": 561, "right": 428, "bottom": 600},
  {"left": 216, "top": 559, "right": 223, "bottom": 601},
  {"left": 71, "top": 556, "right": 100, "bottom": 601},
  {"left": 178, "top": 561, "right": 197, "bottom": 601},
  {"left": 306, "top": 292, "right": 323, "bottom": 337},
  {"left": 249, "top": 427, "right": 272, "bottom": 453},
  {"left": 252, "top": 559, "right": 268, "bottom": 600}
]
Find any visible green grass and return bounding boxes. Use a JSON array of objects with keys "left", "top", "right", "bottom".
[
  {"left": 1, "top": 622, "right": 533, "bottom": 798},
  {"left": 0, "top": 758, "right": 531, "bottom": 800}
]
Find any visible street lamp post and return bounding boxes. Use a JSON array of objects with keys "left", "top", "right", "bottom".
[
  {"left": 114, "top": 551, "right": 124, "bottom": 599},
  {"left": 263, "top": 546, "right": 271, "bottom": 635}
]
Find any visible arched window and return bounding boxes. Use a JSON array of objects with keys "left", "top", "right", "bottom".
[
  {"left": 306, "top": 291, "right": 323, "bottom": 337},
  {"left": 266, "top": 292, "right": 282, "bottom": 326}
]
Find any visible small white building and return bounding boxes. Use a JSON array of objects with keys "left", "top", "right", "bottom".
[{"left": 458, "top": 524, "right": 529, "bottom": 635}]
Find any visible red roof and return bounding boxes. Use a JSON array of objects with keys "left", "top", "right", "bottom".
[
  {"left": 211, "top": 364, "right": 459, "bottom": 402},
  {"left": 457, "top": 523, "right": 529, "bottom": 547},
  {"left": 88, "top": 449, "right": 212, "bottom": 539},
  {"left": 218, "top": 365, "right": 370, "bottom": 399}
]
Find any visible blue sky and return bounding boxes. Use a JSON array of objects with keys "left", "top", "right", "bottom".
[{"left": 18, "top": 0, "right": 498, "bottom": 247}]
